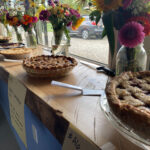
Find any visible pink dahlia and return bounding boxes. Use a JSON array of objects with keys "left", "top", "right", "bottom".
[
  {"left": 119, "top": 21, "right": 145, "bottom": 48},
  {"left": 123, "top": 0, "right": 132, "bottom": 9}
]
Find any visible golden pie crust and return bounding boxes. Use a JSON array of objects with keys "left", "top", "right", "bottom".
[
  {"left": 106, "top": 71, "right": 150, "bottom": 138},
  {"left": 23, "top": 55, "right": 78, "bottom": 78},
  {"left": 0, "top": 47, "right": 33, "bottom": 59}
]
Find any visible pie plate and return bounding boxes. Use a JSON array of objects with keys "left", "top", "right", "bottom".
[
  {"left": 100, "top": 93, "right": 150, "bottom": 150},
  {"left": 0, "top": 43, "right": 25, "bottom": 49}
]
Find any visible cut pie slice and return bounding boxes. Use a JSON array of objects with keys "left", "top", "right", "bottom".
[{"left": 23, "top": 55, "right": 78, "bottom": 78}]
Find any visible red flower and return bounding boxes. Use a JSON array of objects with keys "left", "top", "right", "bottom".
[
  {"left": 144, "top": 23, "right": 150, "bottom": 36},
  {"left": 128, "top": 16, "right": 150, "bottom": 36},
  {"left": 22, "top": 15, "right": 33, "bottom": 25}
]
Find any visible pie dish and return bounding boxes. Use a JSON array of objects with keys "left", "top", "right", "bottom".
[
  {"left": 0, "top": 36, "right": 11, "bottom": 43},
  {"left": 0, "top": 47, "right": 33, "bottom": 59},
  {"left": 23, "top": 55, "right": 78, "bottom": 78},
  {"left": 0, "top": 43, "right": 25, "bottom": 49},
  {"left": 106, "top": 71, "right": 150, "bottom": 138}
]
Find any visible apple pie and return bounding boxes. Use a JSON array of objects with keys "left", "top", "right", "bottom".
[
  {"left": 106, "top": 71, "right": 150, "bottom": 138},
  {"left": 0, "top": 47, "right": 33, "bottom": 59},
  {"left": 23, "top": 55, "right": 78, "bottom": 78}
]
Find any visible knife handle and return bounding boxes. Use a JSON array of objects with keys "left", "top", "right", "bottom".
[
  {"left": 51, "top": 81, "right": 83, "bottom": 92},
  {"left": 96, "top": 66, "right": 115, "bottom": 77}
]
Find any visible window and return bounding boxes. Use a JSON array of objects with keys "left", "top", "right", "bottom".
[{"left": 36, "top": 0, "right": 109, "bottom": 65}]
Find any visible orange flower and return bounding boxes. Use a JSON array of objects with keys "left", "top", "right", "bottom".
[
  {"left": 72, "top": 18, "right": 85, "bottom": 30},
  {"left": 60, "top": 9, "right": 64, "bottom": 13},
  {"left": 72, "top": 26, "right": 77, "bottom": 30},
  {"left": 9, "top": 17, "right": 19, "bottom": 26},
  {"left": 22, "top": 15, "right": 33, "bottom": 25}
]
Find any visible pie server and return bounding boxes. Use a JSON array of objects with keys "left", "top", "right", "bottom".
[{"left": 51, "top": 80, "right": 104, "bottom": 96}]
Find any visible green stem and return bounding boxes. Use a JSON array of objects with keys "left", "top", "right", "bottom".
[
  {"left": 53, "top": 28, "right": 64, "bottom": 46},
  {"left": 14, "top": 26, "right": 22, "bottom": 42},
  {"left": 126, "top": 48, "right": 138, "bottom": 72},
  {"left": 27, "top": 29, "right": 37, "bottom": 47},
  {"left": 5, "top": 25, "right": 11, "bottom": 37}
]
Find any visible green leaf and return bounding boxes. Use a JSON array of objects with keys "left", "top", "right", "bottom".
[
  {"left": 101, "top": 27, "right": 106, "bottom": 38},
  {"left": 89, "top": 10, "right": 101, "bottom": 25},
  {"left": 102, "top": 12, "right": 115, "bottom": 57}
]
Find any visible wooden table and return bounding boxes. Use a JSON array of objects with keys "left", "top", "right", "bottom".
[{"left": 0, "top": 54, "right": 146, "bottom": 150}]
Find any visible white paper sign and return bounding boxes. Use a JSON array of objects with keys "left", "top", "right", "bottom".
[
  {"left": 8, "top": 75, "right": 27, "bottom": 147},
  {"left": 62, "top": 124, "right": 100, "bottom": 150}
]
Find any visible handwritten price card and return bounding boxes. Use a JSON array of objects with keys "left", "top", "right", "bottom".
[
  {"left": 8, "top": 75, "right": 27, "bottom": 147},
  {"left": 62, "top": 124, "right": 100, "bottom": 150}
]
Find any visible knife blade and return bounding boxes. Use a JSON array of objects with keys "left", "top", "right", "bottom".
[
  {"left": 80, "top": 60, "right": 99, "bottom": 70},
  {"left": 80, "top": 60, "right": 115, "bottom": 77}
]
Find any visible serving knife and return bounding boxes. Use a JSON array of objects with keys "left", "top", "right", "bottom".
[{"left": 80, "top": 60, "right": 115, "bottom": 77}]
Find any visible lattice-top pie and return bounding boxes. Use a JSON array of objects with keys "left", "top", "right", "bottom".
[
  {"left": 23, "top": 55, "right": 77, "bottom": 78},
  {"left": 106, "top": 71, "right": 150, "bottom": 138},
  {"left": 0, "top": 47, "right": 33, "bottom": 59}
]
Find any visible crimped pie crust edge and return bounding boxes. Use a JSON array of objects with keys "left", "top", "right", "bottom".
[
  {"left": 23, "top": 55, "right": 78, "bottom": 78},
  {"left": 106, "top": 71, "right": 150, "bottom": 138}
]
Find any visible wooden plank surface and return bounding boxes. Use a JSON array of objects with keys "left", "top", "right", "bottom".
[{"left": 0, "top": 55, "right": 146, "bottom": 150}]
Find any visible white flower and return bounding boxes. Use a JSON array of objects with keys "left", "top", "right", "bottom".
[
  {"left": 128, "top": 0, "right": 150, "bottom": 15},
  {"left": 15, "top": 5, "right": 25, "bottom": 12},
  {"left": 9, "top": 9, "right": 17, "bottom": 16},
  {"left": 0, "top": 6, "right": 4, "bottom": 11}
]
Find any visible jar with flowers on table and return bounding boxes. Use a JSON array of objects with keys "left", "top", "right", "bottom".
[
  {"left": 20, "top": 0, "right": 40, "bottom": 48},
  {"left": 83, "top": 0, "right": 150, "bottom": 75},
  {"left": 6, "top": 1, "right": 39, "bottom": 48},
  {"left": 20, "top": 14, "right": 38, "bottom": 48},
  {"left": 0, "top": 6, "right": 12, "bottom": 41},
  {"left": 39, "top": 0, "right": 84, "bottom": 56},
  {"left": 6, "top": 8, "right": 23, "bottom": 43}
]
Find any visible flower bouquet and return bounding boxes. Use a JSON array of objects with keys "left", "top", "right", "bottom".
[
  {"left": 39, "top": 0, "right": 84, "bottom": 52},
  {"left": 81, "top": 0, "right": 150, "bottom": 72},
  {"left": 19, "top": 0, "right": 40, "bottom": 48},
  {"left": 20, "top": 14, "right": 38, "bottom": 47},
  {"left": 7, "top": 1, "right": 39, "bottom": 47},
  {"left": 0, "top": 6, "right": 11, "bottom": 38},
  {"left": 6, "top": 8, "right": 23, "bottom": 42}
]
